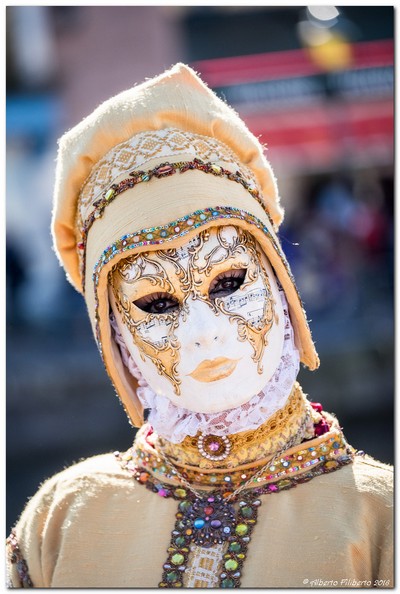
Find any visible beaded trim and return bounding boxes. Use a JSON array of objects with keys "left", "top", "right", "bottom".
[
  {"left": 93, "top": 206, "right": 304, "bottom": 352},
  {"left": 6, "top": 529, "right": 33, "bottom": 588},
  {"left": 117, "top": 428, "right": 351, "bottom": 492}
]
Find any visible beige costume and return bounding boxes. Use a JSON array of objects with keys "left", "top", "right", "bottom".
[
  {"left": 7, "top": 425, "right": 393, "bottom": 587},
  {"left": 7, "top": 64, "right": 393, "bottom": 588}
]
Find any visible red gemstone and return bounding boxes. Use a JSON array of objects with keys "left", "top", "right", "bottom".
[
  {"left": 204, "top": 506, "right": 214, "bottom": 516},
  {"left": 77, "top": 242, "right": 84, "bottom": 250},
  {"left": 156, "top": 165, "right": 173, "bottom": 175}
]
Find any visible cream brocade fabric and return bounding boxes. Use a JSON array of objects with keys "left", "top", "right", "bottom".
[
  {"left": 7, "top": 451, "right": 393, "bottom": 588},
  {"left": 185, "top": 544, "right": 224, "bottom": 588}
]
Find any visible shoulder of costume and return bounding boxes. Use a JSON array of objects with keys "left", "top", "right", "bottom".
[
  {"left": 351, "top": 454, "right": 393, "bottom": 495},
  {"left": 21, "top": 453, "right": 136, "bottom": 509}
]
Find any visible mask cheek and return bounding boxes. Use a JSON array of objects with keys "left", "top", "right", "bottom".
[
  {"left": 216, "top": 274, "right": 279, "bottom": 374},
  {"left": 134, "top": 314, "right": 183, "bottom": 395},
  {"left": 110, "top": 285, "right": 183, "bottom": 396}
]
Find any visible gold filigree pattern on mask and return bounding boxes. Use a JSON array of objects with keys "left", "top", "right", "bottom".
[
  {"left": 189, "top": 227, "right": 278, "bottom": 374},
  {"left": 110, "top": 264, "right": 183, "bottom": 395}
]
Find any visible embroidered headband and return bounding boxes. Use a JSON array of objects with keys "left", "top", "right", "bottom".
[{"left": 77, "top": 155, "right": 275, "bottom": 284}]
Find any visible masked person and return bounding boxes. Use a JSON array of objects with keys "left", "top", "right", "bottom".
[{"left": 7, "top": 64, "right": 393, "bottom": 589}]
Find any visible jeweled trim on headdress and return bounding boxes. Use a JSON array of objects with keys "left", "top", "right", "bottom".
[{"left": 92, "top": 206, "right": 304, "bottom": 356}]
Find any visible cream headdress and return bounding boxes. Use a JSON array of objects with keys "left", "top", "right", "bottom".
[{"left": 52, "top": 63, "right": 319, "bottom": 427}]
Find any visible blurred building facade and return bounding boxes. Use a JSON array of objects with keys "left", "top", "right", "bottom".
[{"left": 6, "top": 6, "right": 393, "bottom": 533}]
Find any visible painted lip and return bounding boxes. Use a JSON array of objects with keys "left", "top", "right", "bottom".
[{"left": 188, "top": 357, "right": 241, "bottom": 383}]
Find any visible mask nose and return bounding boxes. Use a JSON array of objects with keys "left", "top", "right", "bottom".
[{"left": 182, "top": 298, "right": 225, "bottom": 350}]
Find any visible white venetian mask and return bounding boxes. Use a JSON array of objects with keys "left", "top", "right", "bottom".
[{"left": 109, "top": 225, "right": 284, "bottom": 414}]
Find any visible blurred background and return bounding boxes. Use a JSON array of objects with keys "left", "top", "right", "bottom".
[{"left": 6, "top": 6, "right": 394, "bottom": 533}]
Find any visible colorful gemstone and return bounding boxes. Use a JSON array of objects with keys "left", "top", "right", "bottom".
[
  {"left": 174, "top": 536, "right": 185, "bottom": 547},
  {"left": 160, "top": 230, "right": 168, "bottom": 237},
  {"left": 166, "top": 571, "right": 179, "bottom": 583},
  {"left": 171, "top": 554, "right": 184, "bottom": 566},
  {"left": 235, "top": 524, "right": 248, "bottom": 536},
  {"left": 156, "top": 165, "right": 174, "bottom": 175},
  {"left": 240, "top": 506, "right": 254, "bottom": 519},
  {"left": 204, "top": 506, "right": 214, "bottom": 516},
  {"left": 105, "top": 188, "right": 115, "bottom": 201},
  {"left": 174, "top": 488, "right": 187, "bottom": 498},
  {"left": 221, "top": 578, "right": 235, "bottom": 588},
  {"left": 133, "top": 236, "right": 140, "bottom": 243},
  {"left": 229, "top": 542, "right": 241, "bottom": 553},
  {"left": 194, "top": 518, "right": 205, "bottom": 529},
  {"left": 210, "top": 520, "right": 222, "bottom": 529},
  {"left": 225, "top": 559, "right": 239, "bottom": 571}
]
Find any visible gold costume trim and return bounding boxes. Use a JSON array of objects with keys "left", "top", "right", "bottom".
[{"left": 158, "top": 382, "right": 314, "bottom": 469}]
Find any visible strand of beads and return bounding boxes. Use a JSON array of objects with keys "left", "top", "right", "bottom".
[{"left": 218, "top": 494, "right": 261, "bottom": 588}]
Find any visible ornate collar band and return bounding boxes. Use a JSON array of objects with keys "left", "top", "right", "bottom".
[{"left": 116, "top": 384, "right": 352, "bottom": 494}]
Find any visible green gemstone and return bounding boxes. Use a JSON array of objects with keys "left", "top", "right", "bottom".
[
  {"left": 221, "top": 578, "right": 235, "bottom": 588},
  {"left": 229, "top": 542, "right": 242, "bottom": 553},
  {"left": 179, "top": 500, "right": 191, "bottom": 512},
  {"left": 235, "top": 524, "right": 248, "bottom": 536},
  {"left": 225, "top": 559, "right": 239, "bottom": 571},
  {"left": 175, "top": 536, "right": 186, "bottom": 547},
  {"left": 278, "top": 479, "right": 292, "bottom": 489},
  {"left": 105, "top": 188, "right": 115, "bottom": 201},
  {"left": 171, "top": 553, "right": 184, "bottom": 566},
  {"left": 166, "top": 571, "right": 179, "bottom": 583},
  {"left": 240, "top": 506, "right": 254, "bottom": 519}
]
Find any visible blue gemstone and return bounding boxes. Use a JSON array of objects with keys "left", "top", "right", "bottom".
[
  {"left": 160, "top": 230, "right": 168, "bottom": 237},
  {"left": 200, "top": 214, "right": 207, "bottom": 220},
  {"left": 146, "top": 233, "right": 153, "bottom": 240},
  {"left": 212, "top": 211, "right": 219, "bottom": 216},
  {"left": 194, "top": 518, "right": 205, "bottom": 529}
]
